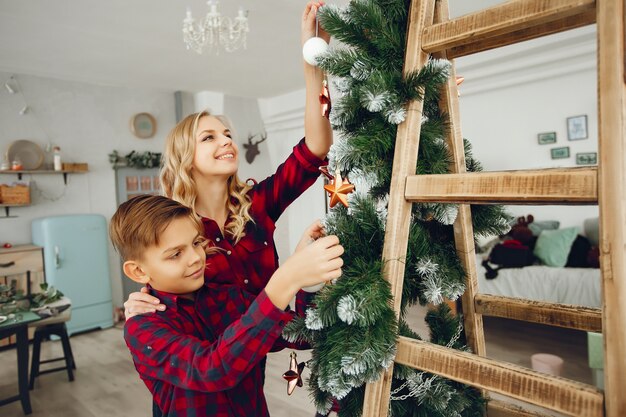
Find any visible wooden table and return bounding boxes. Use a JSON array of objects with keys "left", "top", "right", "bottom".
[
  {"left": 0, "top": 245, "right": 45, "bottom": 348},
  {"left": 0, "top": 311, "right": 42, "bottom": 414}
]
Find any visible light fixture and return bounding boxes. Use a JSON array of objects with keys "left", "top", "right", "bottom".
[
  {"left": 4, "top": 76, "right": 16, "bottom": 94},
  {"left": 182, "top": 1, "right": 249, "bottom": 54}
]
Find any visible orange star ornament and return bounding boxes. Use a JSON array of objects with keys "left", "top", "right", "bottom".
[{"left": 324, "top": 168, "right": 355, "bottom": 208}]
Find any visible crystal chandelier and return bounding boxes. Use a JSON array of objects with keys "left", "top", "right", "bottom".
[{"left": 183, "top": 1, "right": 249, "bottom": 54}]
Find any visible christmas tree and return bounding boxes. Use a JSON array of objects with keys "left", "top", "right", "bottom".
[{"left": 283, "top": 1, "right": 511, "bottom": 416}]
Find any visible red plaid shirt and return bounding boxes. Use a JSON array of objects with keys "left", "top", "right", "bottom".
[
  {"left": 203, "top": 138, "right": 326, "bottom": 294},
  {"left": 203, "top": 137, "right": 325, "bottom": 350},
  {"left": 125, "top": 285, "right": 293, "bottom": 416}
]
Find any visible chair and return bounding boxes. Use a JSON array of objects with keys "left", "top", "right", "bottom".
[{"left": 28, "top": 297, "right": 76, "bottom": 389}]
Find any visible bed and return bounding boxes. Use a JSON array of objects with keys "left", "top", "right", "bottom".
[
  {"left": 475, "top": 217, "right": 602, "bottom": 309},
  {"left": 475, "top": 255, "right": 602, "bottom": 308}
]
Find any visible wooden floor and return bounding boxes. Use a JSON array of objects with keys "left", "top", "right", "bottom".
[{"left": 0, "top": 305, "right": 594, "bottom": 417}]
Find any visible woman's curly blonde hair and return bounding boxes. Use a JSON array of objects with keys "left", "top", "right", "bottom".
[{"left": 160, "top": 110, "right": 254, "bottom": 244}]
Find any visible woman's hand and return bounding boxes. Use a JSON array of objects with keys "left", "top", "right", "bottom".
[
  {"left": 123, "top": 287, "right": 166, "bottom": 321},
  {"left": 302, "top": 1, "right": 330, "bottom": 47},
  {"left": 295, "top": 219, "right": 326, "bottom": 252}
]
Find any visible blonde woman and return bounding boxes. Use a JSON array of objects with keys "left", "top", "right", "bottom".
[{"left": 124, "top": 0, "right": 331, "bottom": 318}]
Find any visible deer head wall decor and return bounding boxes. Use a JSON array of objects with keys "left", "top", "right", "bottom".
[{"left": 243, "top": 131, "right": 267, "bottom": 164}]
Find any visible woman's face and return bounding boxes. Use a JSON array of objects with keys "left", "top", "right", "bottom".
[{"left": 192, "top": 115, "right": 239, "bottom": 179}]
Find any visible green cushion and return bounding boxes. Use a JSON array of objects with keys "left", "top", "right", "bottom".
[
  {"left": 528, "top": 220, "right": 560, "bottom": 236},
  {"left": 587, "top": 332, "right": 604, "bottom": 369},
  {"left": 533, "top": 227, "right": 579, "bottom": 267}
]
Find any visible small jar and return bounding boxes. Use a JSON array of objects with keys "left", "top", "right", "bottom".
[
  {"left": 11, "top": 157, "right": 23, "bottom": 171},
  {"left": 53, "top": 146, "right": 62, "bottom": 171},
  {"left": 0, "top": 155, "right": 9, "bottom": 171}
]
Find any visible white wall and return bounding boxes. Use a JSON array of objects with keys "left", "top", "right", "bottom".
[
  {"left": 456, "top": 25, "right": 599, "bottom": 230},
  {"left": 258, "top": 89, "right": 327, "bottom": 262}
]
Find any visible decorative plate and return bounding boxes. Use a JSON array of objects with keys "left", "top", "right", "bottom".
[
  {"left": 0, "top": 315, "right": 7, "bottom": 324},
  {"left": 7, "top": 139, "right": 44, "bottom": 170},
  {"left": 130, "top": 113, "right": 157, "bottom": 139}
]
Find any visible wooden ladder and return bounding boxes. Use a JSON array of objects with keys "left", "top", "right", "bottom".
[{"left": 362, "top": 0, "right": 625, "bottom": 416}]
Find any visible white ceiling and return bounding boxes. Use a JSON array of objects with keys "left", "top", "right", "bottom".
[{"left": 0, "top": 0, "right": 504, "bottom": 98}]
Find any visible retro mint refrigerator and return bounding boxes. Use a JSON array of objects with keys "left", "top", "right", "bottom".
[{"left": 32, "top": 214, "right": 114, "bottom": 335}]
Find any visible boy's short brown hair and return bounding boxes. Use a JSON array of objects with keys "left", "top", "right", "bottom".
[{"left": 110, "top": 194, "right": 201, "bottom": 261}]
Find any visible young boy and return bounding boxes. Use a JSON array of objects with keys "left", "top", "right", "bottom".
[{"left": 110, "top": 195, "right": 343, "bottom": 417}]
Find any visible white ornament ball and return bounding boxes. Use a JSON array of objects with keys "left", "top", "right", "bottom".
[
  {"left": 302, "top": 282, "right": 325, "bottom": 293},
  {"left": 302, "top": 37, "right": 329, "bottom": 66}
]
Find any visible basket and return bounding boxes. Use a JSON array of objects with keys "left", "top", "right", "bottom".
[
  {"left": 0, "top": 183, "right": 31, "bottom": 205},
  {"left": 61, "top": 162, "right": 88, "bottom": 172}
]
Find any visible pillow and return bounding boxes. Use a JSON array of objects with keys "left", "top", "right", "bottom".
[
  {"left": 566, "top": 235, "right": 592, "bottom": 268},
  {"left": 533, "top": 227, "right": 579, "bottom": 267},
  {"left": 528, "top": 220, "right": 560, "bottom": 237}
]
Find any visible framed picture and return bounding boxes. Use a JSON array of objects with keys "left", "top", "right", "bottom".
[
  {"left": 537, "top": 132, "right": 557, "bottom": 145},
  {"left": 130, "top": 112, "right": 157, "bottom": 139},
  {"left": 551, "top": 146, "right": 570, "bottom": 159},
  {"left": 576, "top": 152, "right": 597, "bottom": 165},
  {"left": 567, "top": 115, "right": 588, "bottom": 140}
]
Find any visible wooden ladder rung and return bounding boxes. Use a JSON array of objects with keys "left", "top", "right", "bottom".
[
  {"left": 475, "top": 294, "right": 602, "bottom": 332},
  {"left": 488, "top": 399, "right": 554, "bottom": 417},
  {"left": 422, "top": 0, "right": 596, "bottom": 58},
  {"left": 395, "top": 336, "right": 604, "bottom": 417},
  {"left": 405, "top": 167, "right": 597, "bottom": 205}
]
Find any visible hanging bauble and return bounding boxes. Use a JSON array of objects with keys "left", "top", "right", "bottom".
[
  {"left": 302, "top": 37, "right": 329, "bottom": 66},
  {"left": 302, "top": 282, "right": 325, "bottom": 293}
]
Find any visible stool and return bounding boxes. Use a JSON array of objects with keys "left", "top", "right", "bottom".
[{"left": 29, "top": 303, "right": 76, "bottom": 389}]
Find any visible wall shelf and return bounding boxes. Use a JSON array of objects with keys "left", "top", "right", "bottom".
[
  {"left": 0, "top": 170, "right": 88, "bottom": 218},
  {"left": 0, "top": 169, "right": 88, "bottom": 185},
  {"left": 0, "top": 204, "right": 29, "bottom": 218}
]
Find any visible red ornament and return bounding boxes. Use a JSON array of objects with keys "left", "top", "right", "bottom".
[
  {"left": 282, "top": 351, "right": 306, "bottom": 395},
  {"left": 319, "top": 79, "right": 331, "bottom": 119},
  {"left": 321, "top": 167, "right": 355, "bottom": 208}
]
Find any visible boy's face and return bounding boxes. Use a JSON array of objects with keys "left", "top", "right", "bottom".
[{"left": 124, "top": 216, "right": 206, "bottom": 296}]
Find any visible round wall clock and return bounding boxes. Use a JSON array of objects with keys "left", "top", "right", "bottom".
[{"left": 130, "top": 113, "right": 157, "bottom": 139}]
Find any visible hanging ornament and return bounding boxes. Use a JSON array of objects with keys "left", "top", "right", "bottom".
[
  {"left": 302, "top": 11, "right": 329, "bottom": 66},
  {"left": 320, "top": 166, "right": 355, "bottom": 208},
  {"left": 319, "top": 78, "right": 331, "bottom": 119},
  {"left": 282, "top": 351, "right": 306, "bottom": 395},
  {"left": 455, "top": 76, "right": 465, "bottom": 97},
  {"left": 302, "top": 281, "right": 326, "bottom": 293},
  {"left": 303, "top": 37, "right": 329, "bottom": 66}
]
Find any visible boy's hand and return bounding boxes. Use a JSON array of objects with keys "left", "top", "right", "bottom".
[
  {"left": 295, "top": 219, "right": 326, "bottom": 252},
  {"left": 124, "top": 286, "right": 166, "bottom": 320},
  {"left": 266, "top": 235, "right": 343, "bottom": 309},
  {"left": 302, "top": 1, "right": 330, "bottom": 47},
  {"left": 283, "top": 235, "right": 344, "bottom": 289}
]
